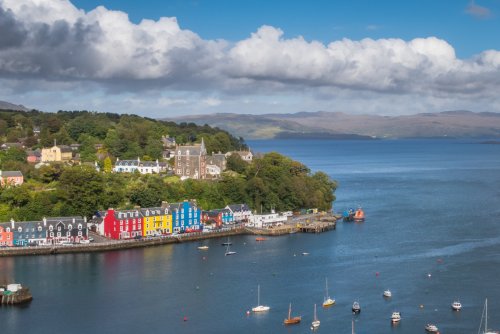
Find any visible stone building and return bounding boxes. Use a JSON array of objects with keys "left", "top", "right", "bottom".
[{"left": 174, "top": 139, "right": 207, "bottom": 179}]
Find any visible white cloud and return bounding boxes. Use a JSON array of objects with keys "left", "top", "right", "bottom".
[{"left": 0, "top": 0, "right": 499, "bottom": 116}]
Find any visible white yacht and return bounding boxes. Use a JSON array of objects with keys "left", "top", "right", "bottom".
[
  {"left": 391, "top": 311, "right": 401, "bottom": 323},
  {"left": 383, "top": 289, "right": 392, "bottom": 298},
  {"left": 425, "top": 323, "right": 439, "bottom": 332},
  {"left": 251, "top": 285, "right": 270, "bottom": 312},
  {"left": 451, "top": 300, "right": 462, "bottom": 311}
]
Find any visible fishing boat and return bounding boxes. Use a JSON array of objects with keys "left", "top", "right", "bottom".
[
  {"left": 383, "top": 289, "right": 392, "bottom": 298},
  {"left": 343, "top": 208, "right": 355, "bottom": 222},
  {"left": 224, "top": 243, "right": 236, "bottom": 256},
  {"left": 451, "top": 300, "right": 462, "bottom": 311},
  {"left": 283, "top": 303, "right": 301, "bottom": 325},
  {"left": 322, "top": 278, "right": 335, "bottom": 307},
  {"left": 478, "top": 298, "right": 499, "bottom": 334},
  {"left": 311, "top": 304, "right": 320, "bottom": 330},
  {"left": 197, "top": 245, "right": 209, "bottom": 250},
  {"left": 353, "top": 207, "right": 365, "bottom": 222},
  {"left": 255, "top": 237, "right": 266, "bottom": 242},
  {"left": 391, "top": 311, "right": 401, "bottom": 323},
  {"left": 251, "top": 285, "right": 270, "bottom": 312},
  {"left": 425, "top": 323, "right": 439, "bottom": 332},
  {"left": 221, "top": 237, "right": 232, "bottom": 246},
  {"left": 352, "top": 301, "right": 361, "bottom": 314}
]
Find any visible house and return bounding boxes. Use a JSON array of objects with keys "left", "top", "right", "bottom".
[
  {"left": 33, "top": 126, "right": 41, "bottom": 136},
  {"left": 249, "top": 210, "right": 288, "bottom": 228},
  {"left": 225, "top": 204, "right": 253, "bottom": 223},
  {"left": 169, "top": 200, "right": 202, "bottom": 233},
  {"left": 113, "top": 158, "right": 162, "bottom": 174},
  {"left": 205, "top": 152, "right": 227, "bottom": 179},
  {"left": 26, "top": 149, "right": 41, "bottom": 163},
  {"left": 0, "top": 170, "right": 24, "bottom": 186},
  {"left": 201, "top": 209, "right": 234, "bottom": 229},
  {"left": 226, "top": 150, "right": 253, "bottom": 163},
  {"left": 70, "top": 143, "right": 81, "bottom": 151},
  {"left": 0, "top": 224, "right": 14, "bottom": 246},
  {"left": 100, "top": 209, "right": 142, "bottom": 240},
  {"left": 140, "top": 207, "right": 172, "bottom": 236},
  {"left": 174, "top": 139, "right": 207, "bottom": 179},
  {"left": 1, "top": 142, "right": 24, "bottom": 150},
  {"left": 161, "top": 135, "right": 176, "bottom": 148},
  {"left": 41, "top": 143, "right": 72, "bottom": 162},
  {"left": 44, "top": 217, "right": 88, "bottom": 245}
]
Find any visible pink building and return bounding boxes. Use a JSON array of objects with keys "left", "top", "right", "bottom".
[{"left": 0, "top": 171, "right": 24, "bottom": 186}]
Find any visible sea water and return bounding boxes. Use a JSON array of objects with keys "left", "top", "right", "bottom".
[{"left": 1, "top": 139, "right": 500, "bottom": 334}]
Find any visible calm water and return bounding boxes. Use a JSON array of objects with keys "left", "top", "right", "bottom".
[{"left": 2, "top": 139, "right": 500, "bottom": 334}]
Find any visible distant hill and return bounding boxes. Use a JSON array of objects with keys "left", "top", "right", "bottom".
[
  {"left": 166, "top": 110, "right": 500, "bottom": 139},
  {"left": 0, "top": 100, "right": 31, "bottom": 111}
]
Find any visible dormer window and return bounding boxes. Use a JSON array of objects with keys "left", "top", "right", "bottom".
[
  {"left": 18, "top": 227, "right": 22, "bottom": 232},
  {"left": 78, "top": 224, "right": 82, "bottom": 230},
  {"left": 6, "top": 227, "right": 10, "bottom": 232},
  {"left": 38, "top": 226, "right": 42, "bottom": 232}
]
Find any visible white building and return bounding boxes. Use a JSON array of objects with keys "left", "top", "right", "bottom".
[
  {"left": 248, "top": 210, "right": 287, "bottom": 228},
  {"left": 113, "top": 158, "right": 162, "bottom": 174},
  {"left": 225, "top": 204, "right": 253, "bottom": 223}
]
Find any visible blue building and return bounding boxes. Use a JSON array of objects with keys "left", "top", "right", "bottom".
[{"left": 170, "top": 200, "right": 201, "bottom": 233}]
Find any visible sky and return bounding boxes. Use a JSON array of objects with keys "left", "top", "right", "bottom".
[{"left": 1, "top": 0, "right": 500, "bottom": 118}]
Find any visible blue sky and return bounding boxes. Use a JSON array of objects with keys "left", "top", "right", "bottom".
[
  {"left": 71, "top": 0, "right": 499, "bottom": 58},
  {"left": 1, "top": 0, "right": 500, "bottom": 117}
]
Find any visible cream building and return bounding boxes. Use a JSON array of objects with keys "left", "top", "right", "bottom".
[{"left": 41, "top": 144, "right": 73, "bottom": 162}]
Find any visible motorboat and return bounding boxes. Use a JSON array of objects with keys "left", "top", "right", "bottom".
[
  {"left": 255, "top": 237, "right": 266, "bottom": 241},
  {"left": 383, "top": 289, "right": 392, "bottom": 298},
  {"left": 251, "top": 285, "right": 270, "bottom": 313},
  {"left": 425, "top": 323, "right": 439, "bottom": 332},
  {"left": 197, "top": 245, "right": 209, "bottom": 250},
  {"left": 353, "top": 207, "right": 365, "bottom": 222},
  {"left": 352, "top": 301, "right": 361, "bottom": 314},
  {"left": 452, "top": 300, "right": 462, "bottom": 311},
  {"left": 391, "top": 312, "right": 401, "bottom": 323},
  {"left": 283, "top": 303, "right": 301, "bottom": 325}
]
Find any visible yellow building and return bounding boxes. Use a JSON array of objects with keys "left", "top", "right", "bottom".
[
  {"left": 41, "top": 144, "right": 73, "bottom": 162},
  {"left": 141, "top": 207, "right": 172, "bottom": 236}
]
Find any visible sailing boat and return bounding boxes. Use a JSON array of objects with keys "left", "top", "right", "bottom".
[
  {"left": 311, "top": 303, "right": 320, "bottom": 329},
  {"left": 224, "top": 243, "right": 236, "bottom": 256},
  {"left": 322, "top": 277, "right": 335, "bottom": 307},
  {"left": 251, "top": 285, "right": 270, "bottom": 312},
  {"left": 478, "top": 298, "right": 499, "bottom": 334},
  {"left": 283, "top": 303, "right": 301, "bottom": 325}
]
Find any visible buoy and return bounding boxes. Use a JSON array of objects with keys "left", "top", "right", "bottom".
[
  {"left": 183, "top": 316, "right": 188, "bottom": 322},
  {"left": 420, "top": 304, "right": 424, "bottom": 309},
  {"left": 246, "top": 310, "right": 250, "bottom": 315},
  {"left": 428, "top": 273, "right": 432, "bottom": 278}
]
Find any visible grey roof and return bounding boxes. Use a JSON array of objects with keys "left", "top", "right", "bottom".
[
  {"left": 227, "top": 204, "right": 251, "bottom": 212},
  {"left": 140, "top": 207, "right": 170, "bottom": 216},
  {"left": 26, "top": 150, "right": 41, "bottom": 157},
  {"left": 58, "top": 145, "right": 72, "bottom": 153},
  {"left": 1, "top": 171, "right": 23, "bottom": 177}
]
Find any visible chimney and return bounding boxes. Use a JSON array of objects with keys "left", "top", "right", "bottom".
[
  {"left": 43, "top": 217, "right": 47, "bottom": 227},
  {"left": 10, "top": 218, "right": 14, "bottom": 228},
  {"left": 84, "top": 216, "right": 87, "bottom": 223}
]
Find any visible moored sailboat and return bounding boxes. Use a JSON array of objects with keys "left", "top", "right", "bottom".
[
  {"left": 283, "top": 303, "right": 301, "bottom": 325},
  {"left": 322, "top": 277, "right": 335, "bottom": 307},
  {"left": 478, "top": 298, "right": 499, "bottom": 334},
  {"left": 311, "top": 303, "right": 320, "bottom": 329},
  {"left": 224, "top": 243, "right": 236, "bottom": 256},
  {"left": 251, "top": 285, "right": 270, "bottom": 312}
]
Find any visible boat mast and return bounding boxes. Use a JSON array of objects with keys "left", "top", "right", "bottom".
[
  {"left": 325, "top": 278, "right": 329, "bottom": 299},
  {"left": 486, "top": 298, "right": 488, "bottom": 333},
  {"left": 288, "top": 303, "right": 292, "bottom": 320},
  {"left": 352, "top": 319, "right": 355, "bottom": 334},
  {"left": 314, "top": 304, "right": 317, "bottom": 321},
  {"left": 257, "top": 285, "right": 260, "bottom": 305}
]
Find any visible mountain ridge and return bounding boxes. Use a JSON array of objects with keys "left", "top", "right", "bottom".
[{"left": 165, "top": 110, "right": 500, "bottom": 139}]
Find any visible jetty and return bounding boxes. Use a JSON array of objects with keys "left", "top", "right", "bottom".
[{"left": 1, "top": 284, "right": 33, "bottom": 305}]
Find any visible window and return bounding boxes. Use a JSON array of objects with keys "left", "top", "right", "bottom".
[
  {"left": 18, "top": 227, "right": 22, "bottom": 232},
  {"left": 57, "top": 232, "right": 61, "bottom": 237},
  {"left": 6, "top": 227, "right": 10, "bottom": 232},
  {"left": 78, "top": 224, "right": 82, "bottom": 230},
  {"left": 78, "top": 231, "right": 82, "bottom": 237},
  {"left": 57, "top": 226, "right": 61, "bottom": 231},
  {"left": 38, "top": 226, "right": 42, "bottom": 232},
  {"left": 50, "top": 232, "right": 54, "bottom": 237},
  {"left": 68, "top": 225, "right": 72, "bottom": 230},
  {"left": 66, "top": 232, "right": 71, "bottom": 236}
]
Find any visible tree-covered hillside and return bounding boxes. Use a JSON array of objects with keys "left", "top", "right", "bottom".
[{"left": 0, "top": 109, "right": 336, "bottom": 221}]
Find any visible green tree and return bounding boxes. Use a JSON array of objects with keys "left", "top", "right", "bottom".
[{"left": 226, "top": 153, "right": 247, "bottom": 174}]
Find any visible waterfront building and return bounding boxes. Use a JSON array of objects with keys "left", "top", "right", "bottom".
[
  {"left": 41, "top": 143, "right": 73, "bottom": 162},
  {"left": 248, "top": 210, "right": 288, "bottom": 228},
  {"left": 0, "top": 224, "right": 13, "bottom": 246},
  {"left": 201, "top": 209, "right": 234, "bottom": 229},
  {"left": 140, "top": 207, "right": 173, "bottom": 236},
  {"left": 0, "top": 170, "right": 24, "bottom": 186},
  {"left": 225, "top": 204, "right": 253, "bottom": 223},
  {"left": 101, "top": 209, "right": 143, "bottom": 239},
  {"left": 169, "top": 200, "right": 202, "bottom": 233},
  {"left": 45, "top": 217, "right": 88, "bottom": 244},
  {"left": 174, "top": 139, "right": 207, "bottom": 180}
]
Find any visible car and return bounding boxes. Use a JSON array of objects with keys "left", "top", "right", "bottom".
[
  {"left": 88, "top": 237, "right": 94, "bottom": 242},
  {"left": 80, "top": 239, "right": 90, "bottom": 244}
]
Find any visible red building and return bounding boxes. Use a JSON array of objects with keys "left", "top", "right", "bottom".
[
  {"left": 0, "top": 171, "right": 24, "bottom": 186},
  {"left": 0, "top": 225, "right": 14, "bottom": 246},
  {"left": 101, "top": 209, "right": 143, "bottom": 240},
  {"left": 201, "top": 210, "right": 224, "bottom": 229}
]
